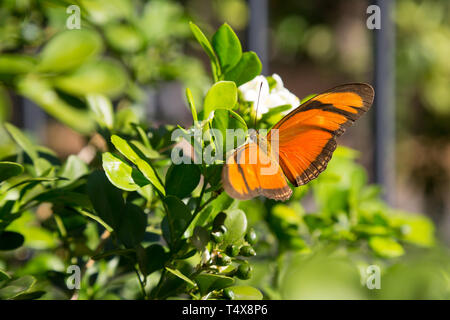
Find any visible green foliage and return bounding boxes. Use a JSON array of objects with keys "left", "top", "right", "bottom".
[{"left": 0, "top": 19, "right": 447, "bottom": 301}]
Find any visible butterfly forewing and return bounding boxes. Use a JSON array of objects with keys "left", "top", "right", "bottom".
[{"left": 267, "top": 83, "right": 374, "bottom": 187}]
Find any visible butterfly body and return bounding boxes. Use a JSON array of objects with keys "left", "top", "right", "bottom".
[{"left": 222, "top": 83, "right": 375, "bottom": 201}]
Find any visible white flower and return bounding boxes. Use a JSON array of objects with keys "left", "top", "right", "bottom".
[{"left": 238, "top": 73, "right": 300, "bottom": 117}]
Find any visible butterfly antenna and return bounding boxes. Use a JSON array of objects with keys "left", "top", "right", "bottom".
[{"left": 253, "top": 81, "right": 263, "bottom": 129}]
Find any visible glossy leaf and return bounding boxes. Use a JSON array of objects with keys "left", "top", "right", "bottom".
[
  {"left": 87, "top": 94, "right": 114, "bottom": 129},
  {"left": 165, "top": 267, "right": 196, "bottom": 287},
  {"left": 224, "top": 285, "right": 263, "bottom": 300},
  {"left": 223, "top": 209, "right": 247, "bottom": 244},
  {"left": 203, "top": 81, "right": 237, "bottom": 119},
  {"left": 212, "top": 23, "right": 242, "bottom": 73},
  {"left": 111, "top": 135, "right": 165, "bottom": 195},
  {"left": 102, "top": 152, "right": 149, "bottom": 192},
  {"left": 195, "top": 273, "right": 234, "bottom": 296},
  {"left": 224, "top": 51, "right": 262, "bottom": 86},
  {"left": 189, "top": 22, "right": 219, "bottom": 70},
  {"left": 165, "top": 163, "right": 201, "bottom": 199},
  {"left": 0, "top": 161, "right": 23, "bottom": 183},
  {"left": 211, "top": 108, "right": 247, "bottom": 155}
]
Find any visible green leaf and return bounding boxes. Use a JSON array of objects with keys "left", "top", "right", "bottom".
[
  {"left": 104, "top": 23, "right": 145, "bottom": 53},
  {"left": 187, "top": 192, "right": 235, "bottom": 236},
  {"left": 116, "top": 203, "right": 147, "bottom": 248},
  {"left": 163, "top": 196, "right": 192, "bottom": 244},
  {"left": 165, "top": 267, "right": 196, "bottom": 287},
  {"left": 53, "top": 59, "right": 128, "bottom": 98},
  {"left": 223, "top": 209, "right": 247, "bottom": 244},
  {"left": 37, "top": 29, "right": 103, "bottom": 73},
  {"left": 0, "top": 161, "right": 23, "bottom": 183},
  {"left": 102, "top": 152, "right": 149, "bottom": 192},
  {"left": 165, "top": 164, "right": 201, "bottom": 199},
  {"left": 17, "top": 76, "right": 95, "bottom": 134},
  {"left": 57, "top": 155, "right": 88, "bottom": 186},
  {"left": 87, "top": 94, "right": 114, "bottom": 129},
  {"left": 0, "top": 275, "right": 36, "bottom": 300},
  {"left": 260, "top": 104, "right": 292, "bottom": 124},
  {"left": 190, "top": 226, "right": 210, "bottom": 250},
  {"left": 203, "top": 81, "right": 237, "bottom": 120},
  {"left": 189, "top": 22, "right": 219, "bottom": 70},
  {"left": 211, "top": 108, "right": 247, "bottom": 156},
  {"left": 185, "top": 88, "right": 198, "bottom": 122},
  {"left": 212, "top": 23, "right": 242, "bottom": 73},
  {"left": 389, "top": 212, "right": 435, "bottom": 247},
  {"left": 224, "top": 51, "right": 262, "bottom": 86},
  {"left": 0, "top": 231, "right": 25, "bottom": 251},
  {"left": 224, "top": 285, "right": 263, "bottom": 300},
  {"left": 195, "top": 273, "right": 234, "bottom": 296},
  {"left": 87, "top": 170, "right": 125, "bottom": 230},
  {"left": 4, "top": 123, "right": 38, "bottom": 162},
  {"left": 111, "top": 135, "right": 165, "bottom": 195},
  {"left": 0, "top": 54, "right": 36, "bottom": 75},
  {"left": 0, "top": 269, "right": 10, "bottom": 282},
  {"left": 369, "top": 236, "right": 405, "bottom": 258},
  {"left": 140, "top": 244, "right": 168, "bottom": 276}
]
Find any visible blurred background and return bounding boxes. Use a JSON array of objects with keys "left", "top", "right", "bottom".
[{"left": 0, "top": 0, "right": 448, "bottom": 244}]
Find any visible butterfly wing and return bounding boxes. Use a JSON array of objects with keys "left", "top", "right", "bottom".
[
  {"left": 267, "top": 83, "right": 374, "bottom": 186},
  {"left": 222, "top": 141, "right": 292, "bottom": 201}
]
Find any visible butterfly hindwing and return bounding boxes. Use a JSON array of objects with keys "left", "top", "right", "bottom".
[
  {"left": 222, "top": 141, "right": 292, "bottom": 201},
  {"left": 268, "top": 83, "right": 374, "bottom": 186}
]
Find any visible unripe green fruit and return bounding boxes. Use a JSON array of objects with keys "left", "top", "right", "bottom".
[
  {"left": 226, "top": 244, "right": 240, "bottom": 257},
  {"left": 240, "top": 245, "right": 256, "bottom": 257},
  {"left": 211, "top": 231, "right": 224, "bottom": 243},
  {"left": 245, "top": 228, "right": 257, "bottom": 245},
  {"left": 223, "top": 288, "right": 235, "bottom": 300},
  {"left": 236, "top": 261, "right": 252, "bottom": 280},
  {"left": 216, "top": 253, "right": 232, "bottom": 266}
]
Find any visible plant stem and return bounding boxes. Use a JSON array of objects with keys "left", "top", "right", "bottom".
[
  {"left": 152, "top": 268, "right": 167, "bottom": 299},
  {"left": 134, "top": 267, "right": 148, "bottom": 300}
]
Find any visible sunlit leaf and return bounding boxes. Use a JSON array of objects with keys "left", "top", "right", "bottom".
[
  {"left": 37, "top": 29, "right": 103, "bottom": 73},
  {"left": 224, "top": 285, "right": 263, "bottom": 300},
  {"left": 224, "top": 51, "right": 262, "bottom": 86},
  {"left": 102, "top": 152, "right": 149, "bottom": 192},
  {"left": 203, "top": 81, "right": 237, "bottom": 119},
  {"left": 212, "top": 23, "right": 242, "bottom": 73}
]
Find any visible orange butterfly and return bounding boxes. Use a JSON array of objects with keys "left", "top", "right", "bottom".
[{"left": 222, "top": 83, "right": 374, "bottom": 201}]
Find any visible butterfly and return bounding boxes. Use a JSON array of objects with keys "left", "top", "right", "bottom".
[{"left": 222, "top": 83, "right": 374, "bottom": 201}]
